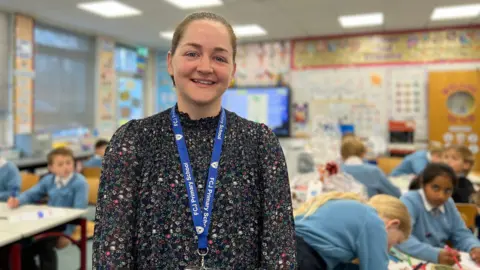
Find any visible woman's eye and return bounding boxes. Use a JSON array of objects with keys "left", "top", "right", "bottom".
[
  {"left": 215, "top": 56, "right": 227, "bottom": 63},
  {"left": 186, "top": 52, "right": 198, "bottom": 57}
]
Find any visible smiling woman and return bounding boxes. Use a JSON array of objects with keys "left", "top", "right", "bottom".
[{"left": 92, "top": 11, "right": 297, "bottom": 269}]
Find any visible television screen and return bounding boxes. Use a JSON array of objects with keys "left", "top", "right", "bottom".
[{"left": 222, "top": 86, "right": 290, "bottom": 137}]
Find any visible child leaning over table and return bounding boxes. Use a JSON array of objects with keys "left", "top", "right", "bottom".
[{"left": 7, "top": 147, "right": 88, "bottom": 270}]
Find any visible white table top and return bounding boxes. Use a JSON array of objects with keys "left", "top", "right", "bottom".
[
  {"left": 0, "top": 231, "right": 23, "bottom": 247},
  {"left": 0, "top": 203, "right": 87, "bottom": 238}
]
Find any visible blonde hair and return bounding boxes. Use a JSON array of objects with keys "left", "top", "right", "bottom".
[
  {"left": 445, "top": 145, "right": 475, "bottom": 174},
  {"left": 294, "top": 192, "right": 365, "bottom": 217},
  {"left": 341, "top": 136, "right": 366, "bottom": 160},
  {"left": 470, "top": 191, "right": 480, "bottom": 207},
  {"left": 294, "top": 192, "right": 411, "bottom": 237},
  {"left": 428, "top": 141, "right": 444, "bottom": 155}
]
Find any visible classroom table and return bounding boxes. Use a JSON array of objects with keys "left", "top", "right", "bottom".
[
  {"left": 390, "top": 248, "right": 479, "bottom": 269},
  {"left": 0, "top": 231, "right": 22, "bottom": 247},
  {"left": 0, "top": 203, "right": 88, "bottom": 270},
  {"left": 11, "top": 150, "right": 93, "bottom": 172}
]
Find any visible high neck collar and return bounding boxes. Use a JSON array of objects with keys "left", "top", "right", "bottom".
[{"left": 175, "top": 105, "right": 221, "bottom": 130}]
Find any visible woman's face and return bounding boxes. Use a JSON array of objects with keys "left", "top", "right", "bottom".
[
  {"left": 168, "top": 20, "right": 236, "bottom": 107},
  {"left": 423, "top": 175, "right": 454, "bottom": 208}
]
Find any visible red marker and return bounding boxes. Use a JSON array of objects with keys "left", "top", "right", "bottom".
[{"left": 444, "top": 245, "right": 462, "bottom": 270}]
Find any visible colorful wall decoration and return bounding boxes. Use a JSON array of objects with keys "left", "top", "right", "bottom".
[
  {"left": 117, "top": 77, "right": 143, "bottom": 126},
  {"left": 291, "top": 68, "right": 389, "bottom": 139},
  {"left": 234, "top": 41, "right": 290, "bottom": 87},
  {"left": 13, "top": 14, "right": 34, "bottom": 135},
  {"left": 156, "top": 52, "right": 176, "bottom": 112},
  {"left": 97, "top": 37, "right": 116, "bottom": 137},
  {"left": 292, "top": 28, "right": 480, "bottom": 69},
  {"left": 428, "top": 70, "right": 480, "bottom": 172}
]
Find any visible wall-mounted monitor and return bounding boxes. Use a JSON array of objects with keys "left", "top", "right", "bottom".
[{"left": 222, "top": 86, "right": 291, "bottom": 137}]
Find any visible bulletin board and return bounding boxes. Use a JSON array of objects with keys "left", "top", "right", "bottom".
[
  {"left": 117, "top": 77, "right": 144, "bottom": 127},
  {"left": 13, "top": 15, "right": 34, "bottom": 135},
  {"left": 156, "top": 52, "right": 176, "bottom": 112},
  {"left": 291, "top": 68, "right": 389, "bottom": 139},
  {"left": 97, "top": 37, "right": 116, "bottom": 137},
  {"left": 292, "top": 28, "right": 480, "bottom": 69},
  {"left": 428, "top": 70, "right": 480, "bottom": 172},
  {"left": 235, "top": 41, "right": 290, "bottom": 87}
]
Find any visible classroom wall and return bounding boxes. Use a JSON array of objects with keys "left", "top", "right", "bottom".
[
  {"left": 0, "top": 12, "right": 11, "bottom": 147},
  {"left": 232, "top": 28, "right": 480, "bottom": 175},
  {"left": 233, "top": 27, "right": 480, "bottom": 144}
]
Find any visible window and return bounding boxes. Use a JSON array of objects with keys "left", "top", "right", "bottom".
[{"left": 33, "top": 25, "right": 95, "bottom": 133}]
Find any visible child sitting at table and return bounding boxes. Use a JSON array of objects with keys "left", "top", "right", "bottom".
[
  {"left": 83, "top": 139, "right": 108, "bottom": 168},
  {"left": 7, "top": 147, "right": 88, "bottom": 270},
  {"left": 396, "top": 163, "right": 480, "bottom": 266},
  {"left": 443, "top": 145, "right": 475, "bottom": 203},
  {"left": 390, "top": 141, "right": 444, "bottom": 177},
  {"left": 0, "top": 156, "right": 21, "bottom": 201},
  {"left": 340, "top": 136, "right": 401, "bottom": 198}
]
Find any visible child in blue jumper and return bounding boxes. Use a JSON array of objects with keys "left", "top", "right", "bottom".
[
  {"left": 83, "top": 139, "right": 109, "bottom": 168},
  {"left": 443, "top": 145, "right": 475, "bottom": 203},
  {"left": 7, "top": 147, "right": 88, "bottom": 270},
  {"left": 340, "top": 136, "right": 401, "bottom": 198},
  {"left": 295, "top": 192, "right": 411, "bottom": 270},
  {"left": 390, "top": 142, "right": 444, "bottom": 177},
  {"left": 396, "top": 162, "right": 480, "bottom": 266},
  {"left": 0, "top": 156, "right": 21, "bottom": 201}
]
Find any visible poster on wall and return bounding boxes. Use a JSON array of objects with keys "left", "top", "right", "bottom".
[
  {"left": 292, "top": 28, "right": 480, "bottom": 69},
  {"left": 291, "top": 68, "right": 388, "bottom": 139},
  {"left": 235, "top": 41, "right": 290, "bottom": 87},
  {"left": 14, "top": 15, "right": 34, "bottom": 135},
  {"left": 292, "top": 103, "right": 309, "bottom": 137},
  {"left": 428, "top": 70, "right": 480, "bottom": 172},
  {"left": 117, "top": 77, "right": 143, "bottom": 127},
  {"left": 97, "top": 37, "right": 116, "bottom": 137},
  {"left": 388, "top": 68, "right": 428, "bottom": 141},
  {"left": 156, "top": 52, "right": 176, "bottom": 112}
]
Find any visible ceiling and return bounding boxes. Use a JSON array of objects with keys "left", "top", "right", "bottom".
[{"left": 0, "top": 0, "right": 479, "bottom": 49}]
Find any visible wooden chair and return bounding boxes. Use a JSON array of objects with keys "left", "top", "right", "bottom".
[
  {"left": 455, "top": 203, "right": 477, "bottom": 231},
  {"left": 20, "top": 173, "right": 40, "bottom": 192},
  {"left": 81, "top": 167, "right": 102, "bottom": 179},
  {"left": 86, "top": 177, "right": 100, "bottom": 205},
  {"left": 376, "top": 157, "right": 403, "bottom": 175},
  {"left": 71, "top": 221, "right": 95, "bottom": 241}
]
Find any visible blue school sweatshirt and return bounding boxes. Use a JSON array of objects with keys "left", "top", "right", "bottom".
[
  {"left": 295, "top": 199, "right": 389, "bottom": 270},
  {"left": 17, "top": 173, "right": 89, "bottom": 236},
  {"left": 83, "top": 155, "right": 103, "bottom": 168},
  {"left": 390, "top": 150, "right": 429, "bottom": 177},
  {"left": 341, "top": 162, "right": 401, "bottom": 198},
  {"left": 396, "top": 190, "right": 480, "bottom": 263},
  {"left": 0, "top": 161, "right": 21, "bottom": 201}
]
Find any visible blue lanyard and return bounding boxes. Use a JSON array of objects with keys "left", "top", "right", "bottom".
[{"left": 170, "top": 107, "right": 226, "bottom": 250}]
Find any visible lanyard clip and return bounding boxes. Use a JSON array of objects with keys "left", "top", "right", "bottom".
[{"left": 197, "top": 248, "right": 208, "bottom": 269}]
